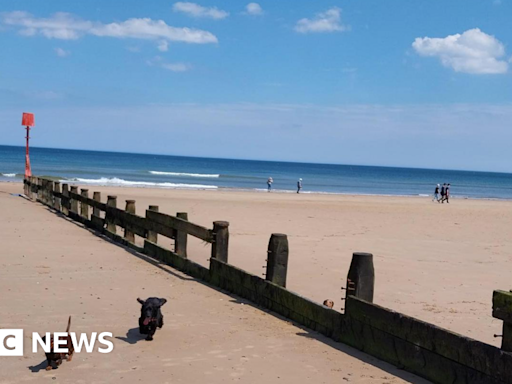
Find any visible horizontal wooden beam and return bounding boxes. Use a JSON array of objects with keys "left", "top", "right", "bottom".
[
  {"left": 28, "top": 177, "right": 213, "bottom": 243},
  {"left": 68, "top": 191, "right": 106, "bottom": 211},
  {"left": 105, "top": 206, "right": 148, "bottom": 238},
  {"left": 146, "top": 210, "right": 212, "bottom": 242}
]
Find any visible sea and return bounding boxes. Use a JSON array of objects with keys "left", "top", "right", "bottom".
[{"left": 1, "top": 145, "right": 512, "bottom": 200}]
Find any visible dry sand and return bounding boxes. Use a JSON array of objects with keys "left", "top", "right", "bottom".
[
  {"left": 0, "top": 183, "right": 428, "bottom": 383},
  {"left": 14, "top": 182, "right": 506, "bottom": 346}
]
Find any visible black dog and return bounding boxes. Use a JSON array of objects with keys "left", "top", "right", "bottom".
[{"left": 137, "top": 297, "right": 167, "bottom": 341}]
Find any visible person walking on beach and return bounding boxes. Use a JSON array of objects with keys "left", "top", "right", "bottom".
[
  {"left": 297, "top": 178, "right": 302, "bottom": 194},
  {"left": 443, "top": 183, "right": 450, "bottom": 204},
  {"left": 267, "top": 177, "right": 273, "bottom": 192},
  {"left": 433, "top": 184, "right": 440, "bottom": 202},
  {"left": 439, "top": 183, "right": 446, "bottom": 203}
]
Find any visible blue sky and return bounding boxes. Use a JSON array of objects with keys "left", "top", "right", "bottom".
[{"left": 0, "top": 0, "right": 511, "bottom": 172}]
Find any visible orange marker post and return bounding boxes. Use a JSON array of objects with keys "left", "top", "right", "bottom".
[{"left": 22, "top": 112, "right": 35, "bottom": 178}]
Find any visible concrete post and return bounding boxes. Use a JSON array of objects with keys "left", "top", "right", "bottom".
[
  {"left": 146, "top": 205, "right": 159, "bottom": 243},
  {"left": 61, "top": 184, "right": 69, "bottom": 215},
  {"left": 53, "top": 182, "right": 61, "bottom": 211},
  {"left": 106, "top": 196, "right": 117, "bottom": 234},
  {"left": 124, "top": 200, "right": 136, "bottom": 243},
  {"left": 211, "top": 221, "right": 229, "bottom": 263},
  {"left": 93, "top": 192, "right": 101, "bottom": 217},
  {"left": 265, "top": 233, "right": 289, "bottom": 288},
  {"left": 345, "top": 252, "right": 375, "bottom": 302},
  {"left": 80, "top": 189, "right": 89, "bottom": 219},
  {"left": 70, "top": 186, "right": 79, "bottom": 214},
  {"left": 175, "top": 212, "right": 188, "bottom": 257}
]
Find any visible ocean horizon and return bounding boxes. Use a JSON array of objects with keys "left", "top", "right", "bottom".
[{"left": 1, "top": 145, "right": 512, "bottom": 199}]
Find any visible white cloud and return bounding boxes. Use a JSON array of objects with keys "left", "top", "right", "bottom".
[
  {"left": 147, "top": 56, "right": 191, "bottom": 72},
  {"left": 172, "top": 2, "right": 229, "bottom": 20},
  {"left": 157, "top": 40, "right": 169, "bottom": 52},
  {"left": 161, "top": 62, "right": 190, "bottom": 72},
  {"left": 245, "top": 3, "right": 263, "bottom": 16},
  {"left": 412, "top": 28, "right": 508, "bottom": 74},
  {"left": 3, "top": 11, "right": 91, "bottom": 40},
  {"left": 295, "top": 7, "right": 348, "bottom": 34},
  {"left": 54, "top": 47, "right": 69, "bottom": 57},
  {"left": 1, "top": 11, "right": 218, "bottom": 47},
  {"left": 54, "top": 47, "right": 70, "bottom": 57}
]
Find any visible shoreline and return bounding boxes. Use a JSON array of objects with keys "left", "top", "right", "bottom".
[{"left": 3, "top": 179, "right": 512, "bottom": 202}]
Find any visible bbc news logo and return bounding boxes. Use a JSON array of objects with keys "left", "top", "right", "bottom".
[
  {"left": 0, "top": 330, "right": 113, "bottom": 356},
  {"left": 0, "top": 330, "right": 23, "bottom": 356}
]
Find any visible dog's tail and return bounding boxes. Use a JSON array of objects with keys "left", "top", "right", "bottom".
[{"left": 65, "top": 316, "right": 72, "bottom": 333}]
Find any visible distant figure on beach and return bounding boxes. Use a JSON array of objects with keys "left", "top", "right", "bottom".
[
  {"left": 433, "top": 184, "right": 440, "bottom": 202},
  {"left": 267, "top": 177, "right": 273, "bottom": 191},
  {"left": 297, "top": 178, "right": 302, "bottom": 194},
  {"left": 439, "top": 183, "right": 446, "bottom": 203},
  {"left": 442, "top": 183, "right": 450, "bottom": 204}
]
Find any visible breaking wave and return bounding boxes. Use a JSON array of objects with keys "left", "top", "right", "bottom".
[
  {"left": 68, "top": 177, "right": 218, "bottom": 189},
  {"left": 149, "top": 171, "right": 220, "bottom": 178},
  {"left": 1, "top": 173, "right": 17, "bottom": 177}
]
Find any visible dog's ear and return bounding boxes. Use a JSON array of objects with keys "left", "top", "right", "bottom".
[
  {"left": 159, "top": 298, "right": 167, "bottom": 306},
  {"left": 137, "top": 298, "right": 145, "bottom": 305}
]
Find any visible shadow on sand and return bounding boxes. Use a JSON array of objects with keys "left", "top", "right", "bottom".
[
  {"left": 28, "top": 360, "right": 50, "bottom": 373},
  {"left": 116, "top": 327, "right": 147, "bottom": 345}
]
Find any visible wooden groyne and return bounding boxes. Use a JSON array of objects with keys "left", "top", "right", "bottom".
[{"left": 23, "top": 177, "right": 512, "bottom": 384}]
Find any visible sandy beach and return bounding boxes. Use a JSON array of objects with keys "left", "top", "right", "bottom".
[
  {"left": 3, "top": 181, "right": 510, "bottom": 347},
  {"left": 0, "top": 182, "right": 432, "bottom": 384}
]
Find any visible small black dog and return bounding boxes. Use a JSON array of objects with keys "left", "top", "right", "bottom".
[
  {"left": 42, "top": 316, "right": 74, "bottom": 370},
  {"left": 137, "top": 297, "right": 167, "bottom": 341}
]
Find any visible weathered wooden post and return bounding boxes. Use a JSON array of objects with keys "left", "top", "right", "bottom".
[
  {"left": 61, "top": 184, "right": 69, "bottom": 215},
  {"left": 124, "top": 200, "right": 136, "bottom": 243},
  {"left": 26, "top": 177, "right": 32, "bottom": 199},
  {"left": 265, "top": 233, "right": 289, "bottom": 288},
  {"left": 38, "top": 178, "right": 44, "bottom": 202},
  {"left": 492, "top": 290, "right": 512, "bottom": 352},
  {"left": 41, "top": 179, "right": 48, "bottom": 204},
  {"left": 53, "top": 182, "right": 61, "bottom": 211},
  {"left": 70, "top": 186, "right": 79, "bottom": 214},
  {"left": 46, "top": 179, "right": 54, "bottom": 207},
  {"left": 175, "top": 212, "right": 188, "bottom": 257},
  {"left": 30, "top": 176, "right": 37, "bottom": 200},
  {"left": 106, "top": 196, "right": 117, "bottom": 234},
  {"left": 345, "top": 252, "right": 375, "bottom": 302},
  {"left": 43, "top": 179, "right": 50, "bottom": 204},
  {"left": 39, "top": 179, "right": 45, "bottom": 203},
  {"left": 211, "top": 221, "right": 229, "bottom": 263},
  {"left": 146, "top": 205, "right": 159, "bottom": 243},
  {"left": 80, "top": 189, "right": 89, "bottom": 219},
  {"left": 92, "top": 192, "right": 101, "bottom": 217}
]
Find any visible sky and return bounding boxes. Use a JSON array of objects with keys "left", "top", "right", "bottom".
[{"left": 0, "top": 0, "right": 511, "bottom": 172}]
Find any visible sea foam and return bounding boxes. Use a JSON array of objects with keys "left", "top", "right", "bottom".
[
  {"left": 68, "top": 177, "right": 217, "bottom": 189},
  {"left": 149, "top": 171, "right": 220, "bottom": 178}
]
